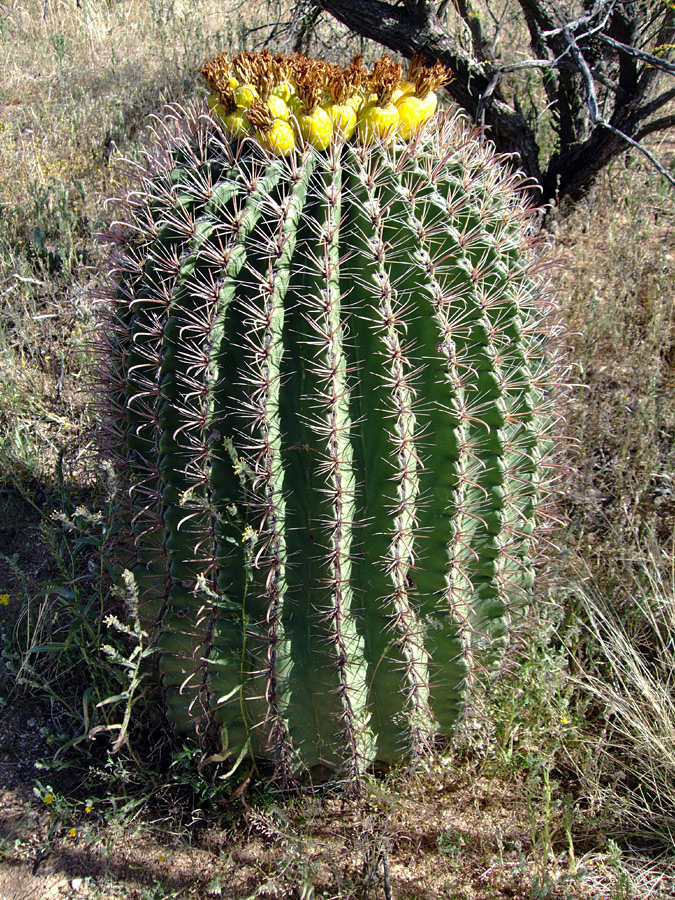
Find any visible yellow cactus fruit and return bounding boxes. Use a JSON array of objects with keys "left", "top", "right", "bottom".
[
  {"left": 295, "top": 107, "right": 333, "bottom": 151},
  {"left": 357, "top": 101, "right": 399, "bottom": 144},
  {"left": 272, "top": 80, "right": 294, "bottom": 103},
  {"left": 290, "top": 57, "right": 334, "bottom": 146},
  {"left": 231, "top": 50, "right": 256, "bottom": 86},
  {"left": 234, "top": 83, "right": 259, "bottom": 109},
  {"left": 267, "top": 95, "right": 290, "bottom": 121},
  {"left": 396, "top": 95, "right": 434, "bottom": 139},
  {"left": 406, "top": 55, "right": 450, "bottom": 122},
  {"left": 199, "top": 54, "right": 231, "bottom": 94},
  {"left": 331, "top": 56, "right": 368, "bottom": 117},
  {"left": 327, "top": 103, "right": 357, "bottom": 140},
  {"left": 324, "top": 61, "right": 361, "bottom": 140},
  {"left": 223, "top": 109, "right": 252, "bottom": 139},
  {"left": 257, "top": 119, "right": 296, "bottom": 156},
  {"left": 420, "top": 91, "right": 438, "bottom": 118},
  {"left": 247, "top": 100, "right": 295, "bottom": 156},
  {"left": 392, "top": 80, "right": 416, "bottom": 105},
  {"left": 207, "top": 92, "right": 229, "bottom": 121},
  {"left": 200, "top": 50, "right": 450, "bottom": 151},
  {"left": 356, "top": 55, "right": 403, "bottom": 144}
]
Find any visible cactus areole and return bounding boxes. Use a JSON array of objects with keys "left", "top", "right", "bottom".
[{"left": 98, "top": 51, "right": 556, "bottom": 782}]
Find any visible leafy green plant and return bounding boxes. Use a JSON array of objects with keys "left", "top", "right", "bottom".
[{"left": 0, "top": 471, "right": 138, "bottom": 767}]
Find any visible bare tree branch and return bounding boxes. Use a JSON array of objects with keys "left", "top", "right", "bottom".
[
  {"left": 309, "top": 0, "right": 675, "bottom": 203},
  {"left": 599, "top": 119, "right": 675, "bottom": 187},
  {"left": 598, "top": 33, "right": 675, "bottom": 76},
  {"left": 636, "top": 111, "right": 675, "bottom": 140},
  {"left": 563, "top": 25, "right": 598, "bottom": 123},
  {"left": 637, "top": 85, "right": 675, "bottom": 121},
  {"left": 313, "top": 0, "right": 542, "bottom": 178}
]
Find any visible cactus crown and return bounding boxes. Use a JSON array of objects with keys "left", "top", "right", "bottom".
[
  {"left": 407, "top": 54, "right": 451, "bottom": 98},
  {"left": 97, "top": 49, "right": 557, "bottom": 787},
  {"left": 199, "top": 50, "right": 452, "bottom": 151}
]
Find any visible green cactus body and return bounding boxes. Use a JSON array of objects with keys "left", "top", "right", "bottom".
[{"left": 98, "top": 75, "right": 556, "bottom": 780}]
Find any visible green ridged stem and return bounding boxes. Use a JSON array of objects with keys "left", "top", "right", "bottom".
[
  {"left": 158, "top": 158, "right": 286, "bottom": 747},
  {"left": 99, "top": 107, "right": 557, "bottom": 781}
]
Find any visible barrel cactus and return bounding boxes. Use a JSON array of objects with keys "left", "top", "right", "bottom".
[{"left": 97, "top": 50, "right": 556, "bottom": 783}]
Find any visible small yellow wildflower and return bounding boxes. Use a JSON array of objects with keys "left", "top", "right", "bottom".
[
  {"left": 0, "top": 594, "right": 9, "bottom": 606},
  {"left": 68, "top": 828, "right": 77, "bottom": 838},
  {"left": 560, "top": 716, "right": 570, "bottom": 725},
  {"left": 85, "top": 803, "right": 94, "bottom": 813},
  {"left": 43, "top": 793, "right": 55, "bottom": 805}
]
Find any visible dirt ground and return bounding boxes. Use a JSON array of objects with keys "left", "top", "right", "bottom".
[
  {"left": 0, "top": 694, "right": 652, "bottom": 900},
  {"left": 0, "top": 475, "right": 671, "bottom": 900}
]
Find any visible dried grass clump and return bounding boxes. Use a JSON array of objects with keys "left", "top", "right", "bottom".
[
  {"left": 574, "top": 556, "right": 675, "bottom": 850},
  {"left": 553, "top": 157, "right": 675, "bottom": 589}
]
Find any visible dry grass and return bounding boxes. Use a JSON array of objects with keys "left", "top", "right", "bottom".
[
  {"left": 2, "top": 1, "right": 220, "bottom": 200},
  {"left": 1, "top": 1, "right": 675, "bottom": 898},
  {"left": 573, "top": 557, "right": 675, "bottom": 849},
  {"left": 552, "top": 156, "right": 675, "bottom": 587}
]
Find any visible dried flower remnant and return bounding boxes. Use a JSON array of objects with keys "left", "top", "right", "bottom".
[{"left": 198, "top": 52, "right": 452, "bottom": 154}]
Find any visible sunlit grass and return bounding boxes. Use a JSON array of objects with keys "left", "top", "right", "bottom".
[{"left": 574, "top": 556, "right": 675, "bottom": 849}]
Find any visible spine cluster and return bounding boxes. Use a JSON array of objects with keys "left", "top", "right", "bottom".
[{"left": 96, "top": 81, "right": 560, "bottom": 783}]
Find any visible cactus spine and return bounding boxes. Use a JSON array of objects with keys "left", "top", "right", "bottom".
[{"left": 97, "top": 51, "right": 556, "bottom": 782}]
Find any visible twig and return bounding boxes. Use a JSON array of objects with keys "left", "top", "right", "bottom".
[
  {"left": 563, "top": 27, "right": 675, "bottom": 187},
  {"left": 380, "top": 845, "right": 392, "bottom": 900},
  {"left": 14, "top": 274, "right": 47, "bottom": 286},
  {"left": 598, "top": 34, "right": 675, "bottom": 77},
  {"left": 598, "top": 119, "right": 675, "bottom": 187},
  {"left": 540, "top": 0, "right": 617, "bottom": 39},
  {"left": 564, "top": 26, "right": 599, "bottom": 123}
]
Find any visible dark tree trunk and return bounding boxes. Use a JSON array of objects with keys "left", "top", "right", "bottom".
[{"left": 311, "top": 0, "right": 675, "bottom": 204}]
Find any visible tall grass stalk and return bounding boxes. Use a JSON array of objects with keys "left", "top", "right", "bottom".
[{"left": 575, "top": 553, "right": 675, "bottom": 850}]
